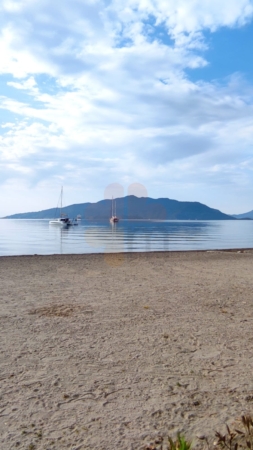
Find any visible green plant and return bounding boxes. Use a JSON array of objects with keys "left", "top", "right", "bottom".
[
  {"left": 145, "top": 433, "right": 192, "bottom": 450},
  {"left": 168, "top": 434, "right": 192, "bottom": 450}
]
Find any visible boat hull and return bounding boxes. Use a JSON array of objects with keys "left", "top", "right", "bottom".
[
  {"left": 49, "top": 218, "right": 71, "bottom": 227},
  {"left": 110, "top": 216, "right": 119, "bottom": 223}
]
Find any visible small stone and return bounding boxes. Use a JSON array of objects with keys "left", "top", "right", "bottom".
[
  {"left": 196, "top": 434, "right": 206, "bottom": 440},
  {"left": 155, "top": 436, "right": 163, "bottom": 443}
]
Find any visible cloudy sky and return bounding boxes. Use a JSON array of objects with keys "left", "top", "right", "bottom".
[{"left": 1, "top": 0, "right": 253, "bottom": 216}]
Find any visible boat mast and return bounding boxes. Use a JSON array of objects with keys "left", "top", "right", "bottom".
[{"left": 60, "top": 186, "right": 63, "bottom": 217}]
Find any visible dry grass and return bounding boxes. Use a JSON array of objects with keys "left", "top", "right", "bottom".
[
  {"left": 214, "top": 415, "right": 253, "bottom": 450},
  {"left": 28, "top": 304, "right": 93, "bottom": 317},
  {"left": 144, "top": 416, "right": 253, "bottom": 450}
]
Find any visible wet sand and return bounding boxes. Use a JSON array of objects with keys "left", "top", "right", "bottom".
[{"left": 1, "top": 250, "right": 253, "bottom": 449}]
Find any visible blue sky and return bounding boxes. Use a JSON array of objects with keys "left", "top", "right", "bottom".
[{"left": 1, "top": 0, "right": 253, "bottom": 216}]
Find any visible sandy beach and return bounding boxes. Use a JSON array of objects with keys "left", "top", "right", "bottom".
[{"left": 1, "top": 250, "right": 253, "bottom": 450}]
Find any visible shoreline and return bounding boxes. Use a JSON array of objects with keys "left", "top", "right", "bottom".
[
  {"left": 0, "top": 246, "right": 253, "bottom": 259},
  {"left": 1, "top": 250, "right": 253, "bottom": 449}
]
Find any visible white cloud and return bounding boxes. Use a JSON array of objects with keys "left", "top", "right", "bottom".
[
  {"left": 111, "top": 0, "right": 253, "bottom": 37},
  {"left": 0, "top": 0, "right": 253, "bottom": 215},
  {"left": 7, "top": 76, "right": 38, "bottom": 92}
]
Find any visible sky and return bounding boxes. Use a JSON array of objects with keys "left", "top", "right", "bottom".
[{"left": 1, "top": 0, "right": 253, "bottom": 216}]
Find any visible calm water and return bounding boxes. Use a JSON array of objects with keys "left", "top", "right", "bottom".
[{"left": 0, "top": 219, "right": 252, "bottom": 256}]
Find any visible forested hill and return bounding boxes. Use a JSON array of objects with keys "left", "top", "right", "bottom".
[{"left": 4, "top": 195, "right": 235, "bottom": 220}]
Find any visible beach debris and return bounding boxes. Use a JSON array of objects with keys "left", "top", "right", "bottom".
[
  {"left": 28, "top": 304, "right": 93, "bottom": 317},
  {"left": 193, "top": 401, "right": 200, "bottom": 406}
]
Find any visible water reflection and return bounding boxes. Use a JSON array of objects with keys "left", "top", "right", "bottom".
[
  {"left": 81, "top": 220, "right": 215, "bottom": 253},
  {"left": 0, "top": 219, "right": 252, "bottom": 256}
]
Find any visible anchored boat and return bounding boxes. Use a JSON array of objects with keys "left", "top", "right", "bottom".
[
  {"left": 110, "top": 197, "right": 119, "bottom": 223},
  {"left": 49, "top": 187, "right": 72, "bottom": 227}
]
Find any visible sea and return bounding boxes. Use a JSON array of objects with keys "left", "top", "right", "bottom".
[{"left": 0, "top": 219, "right": 252, "bottom": 256}]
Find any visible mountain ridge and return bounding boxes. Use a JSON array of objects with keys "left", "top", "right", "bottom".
[
  {"left": 3, "top": 195, "right": 235, "bottom": 220},
  {"left": 233, "top": 210, "right": 253, "bottom": 219}
]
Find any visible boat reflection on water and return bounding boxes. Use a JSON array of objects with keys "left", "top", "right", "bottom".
[
  {"left": 82, "top": 220, "right": 214, "bottom": 253},
  {"left": 84, "top": 222, "right": 123, "bottom": 253}
]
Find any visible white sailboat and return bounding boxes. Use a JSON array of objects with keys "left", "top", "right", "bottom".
[
  {"left": 49, "top": 187, "right": 72, "bottom": 227},
  {"left": 110, "top": 197, "right": 119, "bottom": 223}
]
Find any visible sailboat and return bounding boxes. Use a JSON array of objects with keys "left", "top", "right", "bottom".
[
  {"left": 49, "top": 187, "right": 72, "bottom": 227},
  {"left": 110, "top": 197, "right": 119, "bottom": 223}
]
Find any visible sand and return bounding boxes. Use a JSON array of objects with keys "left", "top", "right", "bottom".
[{"left": 1, "top": 250, "right": 253, "bottom": 450}]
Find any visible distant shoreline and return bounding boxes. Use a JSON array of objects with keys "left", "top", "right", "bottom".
[
  {"left": 0, "top": 247, "right": 253, "bottom": 259},
  {"left": 2, "top": 217, "right": 250, "bottom": 220}
]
